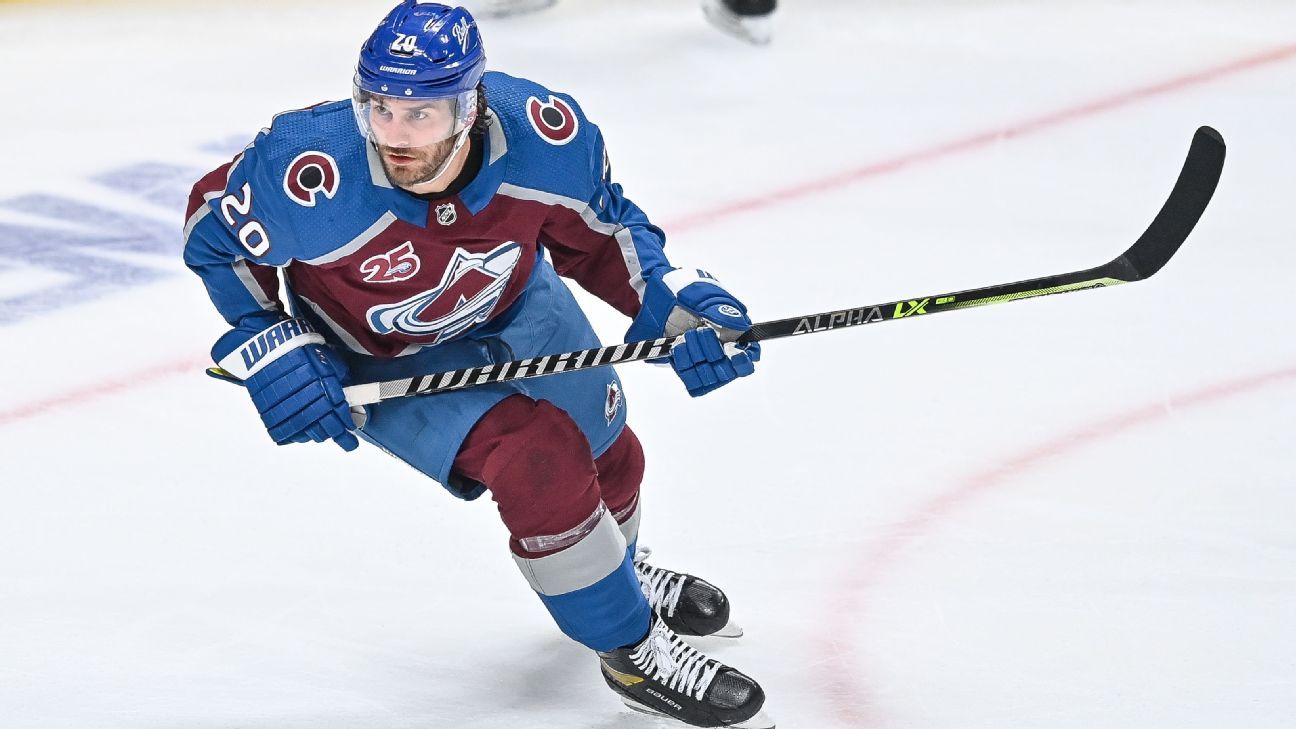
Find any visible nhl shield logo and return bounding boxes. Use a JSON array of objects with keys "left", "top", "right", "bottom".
[{"left": 435, "top": 203, "right": 458, "bottom": 226}]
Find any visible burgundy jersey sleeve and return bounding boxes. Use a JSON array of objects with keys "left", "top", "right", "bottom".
[{"left": 539, "top": 127, "right": 672, "bottom": 319}]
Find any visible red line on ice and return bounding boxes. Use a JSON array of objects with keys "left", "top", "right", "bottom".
[
  {"left": 819, "top": 363, "right": 1296, "bottom": 727},
  {"left": 0, "top": 357, "right": 209, "bottom": 427},
  {"left": 668, "top": 42, "right": 1296, "bottom": 232},
  {"left": 2, "top": 42, "right": 1294, "bottom": 427}
]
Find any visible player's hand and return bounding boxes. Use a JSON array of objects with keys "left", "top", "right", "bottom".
[
  {"left": 626, "top": 268, "right": 761, "bottom": 397},
  {"left": 211, "top": 317, "right": 360, "bottom": 451},
  {"left": 669, "top": 326, "right": 760, "bottom": 397}
]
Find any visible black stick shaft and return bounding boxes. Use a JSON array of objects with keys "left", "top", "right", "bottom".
[{"left": 342, "top": 126, "right": 1224, "bottom": 407}]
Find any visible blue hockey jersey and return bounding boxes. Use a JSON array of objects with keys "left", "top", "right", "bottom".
[{"left": 183, "top": 71, "right": 672, "bottom": 358}]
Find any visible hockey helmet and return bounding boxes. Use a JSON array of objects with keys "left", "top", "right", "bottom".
[{"left": 353, "top": 2, "right": 486, "bottom": 147}]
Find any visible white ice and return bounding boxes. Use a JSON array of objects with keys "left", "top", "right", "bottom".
[{"left": 1, "top": 1, "right": 1294, "bottom": 727}]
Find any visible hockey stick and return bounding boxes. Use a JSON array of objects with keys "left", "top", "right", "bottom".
[{"left": 336, "top": 126, "right": 1224, "bottom": 406}]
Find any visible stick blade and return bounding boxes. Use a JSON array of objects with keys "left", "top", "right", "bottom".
[{"left": 1118, "top": 125, "right": 1226, "bottom": 280}]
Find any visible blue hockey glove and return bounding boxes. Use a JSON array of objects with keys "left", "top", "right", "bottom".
[
  {"left": 626, "top": 268, "right": 761, "bottom": 397},
  {"left": 211, "top": 317, "right": 360, "bottom": 451}
]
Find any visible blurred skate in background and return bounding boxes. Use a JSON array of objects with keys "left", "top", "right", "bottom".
[{"left": 464, "top": 0, "right": 778, "bottom": 44}]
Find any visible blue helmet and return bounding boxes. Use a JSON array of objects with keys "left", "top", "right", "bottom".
[
  {"left": 355, "top": 2, "right": 486, "bottom": 99},
  {"left": 353, "top": 1, "right": 487, "bottom": 175}
]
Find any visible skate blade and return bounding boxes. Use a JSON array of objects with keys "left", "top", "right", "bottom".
[
  {"left": 733, "top": 709, "right": 776, "bottom": 729},
  {"left": 711, "top": 618, "right": 744, "bottom": 639},
  {"left": 619, "top": 696, "right": 776, "bottom": 728},
  {"left": 700, "top": 0, "right": 773, "bottom": 45}
]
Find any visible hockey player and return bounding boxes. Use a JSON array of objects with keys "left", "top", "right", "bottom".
[
  {"left": 182, "top": 2, "right": 771, "bottom": 727},
  {"left": 467, "top": 0, "right": 778, "bottom": 46}
]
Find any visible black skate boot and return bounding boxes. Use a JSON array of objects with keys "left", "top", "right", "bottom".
[
  {"left": 598, "top": 616, "right": 774, "bottom": 728},
  {"left": 635, "top": 547, "right": 743, "bottom": 638},
  {"left": 701, "top": 0, "right": 776, "bottom": 45}
]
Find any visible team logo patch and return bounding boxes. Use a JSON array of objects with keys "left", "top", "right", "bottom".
[
  {"left": 526, "top": 95, "right": 579, "bottom": 146},
  {"left": 360, "top": 241, "right": 421, "bottom": 284},
  {"left": 604, "top": 381, "right": 622, "bottom": 424},
  {"left": 283, "top": 151, "right": 340, "bottom": 207},
  {"left": 367, "top": 241, "right": 522, "bottom": 343},
  {"left": 435, "top": 202, "right": 458, "bottom": 226}
]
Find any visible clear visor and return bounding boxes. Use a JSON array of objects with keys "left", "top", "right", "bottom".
[{"left": 351, "top": 84, "right": 477, "bottom": 147}]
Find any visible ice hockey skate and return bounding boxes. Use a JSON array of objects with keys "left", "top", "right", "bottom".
[
  {"left": 599, "top": 615, "right": 774, "bottom": 728},
  {"left": 700, "top": 0, "right": 776, "bottom": 45},
  {"left": 635, "top": 547, "right": 743, "bottom": 638},
  {"left": 460, "top": 0, "right": 556, "bottom": 18}
]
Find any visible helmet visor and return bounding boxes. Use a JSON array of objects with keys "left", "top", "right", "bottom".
[{"left": 352, "top": 80, "right": 477, "bottom": 147}]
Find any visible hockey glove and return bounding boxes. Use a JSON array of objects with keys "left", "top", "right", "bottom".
[
  {"left": 210, "top": 317, "right": 360, "bottom": 451},
  {"left": 626, "top": 268, "right": 760, "bottom": 397}
]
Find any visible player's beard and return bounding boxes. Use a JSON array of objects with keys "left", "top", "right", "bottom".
[{"left": 377, "top": 136, "right": 459, "bottom": 189}]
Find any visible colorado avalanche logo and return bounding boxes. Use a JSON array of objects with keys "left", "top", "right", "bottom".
[
  {"left": 604, "top": 381, "right": 622, "bottom": 424},
  {"left": 283, "top": 151, "right": 340, "bottom": 207},
  {"left": 367, "top": 242, "right": 522, "bottom": 343},
  {"left": 526, "top": 95, "right": 579, "bottom": 146},
  {"left": 360, "top": 241, "right": 420, "bottom": 283}
]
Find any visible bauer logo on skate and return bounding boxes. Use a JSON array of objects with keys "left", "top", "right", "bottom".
[{"left": 366, "top": 242, "right": 521, "bottom": 343}]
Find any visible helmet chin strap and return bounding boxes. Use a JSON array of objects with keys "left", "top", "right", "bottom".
[{"left": 411, "top": 124, "right": 474, "bottom": 187}]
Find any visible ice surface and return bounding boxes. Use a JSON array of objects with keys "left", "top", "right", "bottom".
[{"left": 1, "top": 1, "right": 1294, "bottom": 727}]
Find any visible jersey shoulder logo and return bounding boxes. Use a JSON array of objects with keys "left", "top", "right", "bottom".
[
  {"left": 366, "top": 241, "right": 522, "bottom": 343},
  {"left": 360, "top": 241, "right": 421, "bottom": 283},
  {"left": 283, "top": 151, "right": 340, "bottom": 207},
  {"left": 525, "top": 95, "right": 579, "bottom": 146}
]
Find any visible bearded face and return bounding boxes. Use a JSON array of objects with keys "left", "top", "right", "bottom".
[
  {"left": 359, "top": 93, "right": 474, "bottom": 189},
  {"left": 376, "top": 135, "right": 462, "bottom": 189}
]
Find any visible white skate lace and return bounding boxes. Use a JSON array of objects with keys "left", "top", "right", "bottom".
[
  {"left": 633, "top": 547, "right": 688, "bottom": 618},
  {"left": 629, "top": 619, "right": 721, "bottom": 701}
]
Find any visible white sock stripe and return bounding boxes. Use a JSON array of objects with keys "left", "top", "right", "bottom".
[
  {"left": 511, "top": 508, "right": 627, "bottom": 596},
  {"left": 615, "top": 498, "right": 640, "bottom": 545}
]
